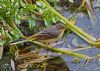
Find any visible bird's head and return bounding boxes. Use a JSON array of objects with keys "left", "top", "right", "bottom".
[{"left": 55, "top": 23, "right": 65, "bottom": 31}]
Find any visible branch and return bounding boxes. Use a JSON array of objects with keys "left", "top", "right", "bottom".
[
  {"left": 31, "top": 41, "right": 92, "bottom": 59},
  {"left": 10, "top": 39, "right": 92, "bottom": 59}
]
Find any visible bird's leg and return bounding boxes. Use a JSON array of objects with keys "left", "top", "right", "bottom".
[
  {"left": 43, "top": 42, "right": 55, "bottom": 57},
  {"left": 45, "top": 43, "right": 50, "bottom": 57}
]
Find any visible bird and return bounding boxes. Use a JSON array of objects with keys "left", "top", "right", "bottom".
[{"left": 10, "top": 22, "right": 65, "bottom": 45}]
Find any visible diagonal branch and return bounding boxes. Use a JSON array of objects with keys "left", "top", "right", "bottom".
[{"left": 10, "top": 39, "right": 92, "bottom": 60}]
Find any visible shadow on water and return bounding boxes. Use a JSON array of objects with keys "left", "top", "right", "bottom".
[{"left": 59, "top": 0, "right": 100, "bottom": 71}]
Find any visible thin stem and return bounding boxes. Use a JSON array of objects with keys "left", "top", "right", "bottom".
[
  {"left": 6, "top": 18, "right": 25, "bottom": 38},
  {"left": 31, "top": 41, "right": 92, "bottom": 59},
  {"left": 10, "top": 39, "right": 92, "bottom": 59}
]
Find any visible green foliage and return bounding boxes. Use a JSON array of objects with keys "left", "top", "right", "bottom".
[
  {"left": 0, "top": 27, "right": 11, "bottom": 46},
  {"left": 48, "top": 0, "right": 59, "bottom": 3},
  {"left": 0, "top": 0, "right": 61, "bottom": 45},
  {"left": 28, "top": 17, "right": 36, "bottom": 30},
  {"left": 0, "top": 0, "right": 96, "bottom": 47},
  {"left": 43, "top": 8, "right": 60, "bottom": 26}
]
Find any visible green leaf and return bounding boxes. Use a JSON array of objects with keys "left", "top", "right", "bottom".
[
  {"left": 10, "top": 30, "right": 20, "bottom": 41},
  {"left": 1, "top": 27, "right": 5, "bottom": 37},
  {"left": 0, "top": 8, "right": 6, "bottom": 13},
  {"left": 44, "top": 19, "right": 51, "bottom": 27},
  {"left": 5, "top": 31, "right": 12, "bottom": 42},
  {"left": 48, "top": 0, "right": 59, "bottom": 3},
  {"left": 23, "top": 4, "right": 36, "bottom": 12},
  {"left": 28, "top": 18, "right": 36, "bottom": 30}
]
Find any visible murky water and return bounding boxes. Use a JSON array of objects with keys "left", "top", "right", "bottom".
[{"left": 61, "top": 0, "right": 100, "bottom": 71}]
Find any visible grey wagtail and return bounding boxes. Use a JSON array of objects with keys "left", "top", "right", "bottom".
[{"left": 11, "top": 22, "right": 65, "bottom": 45}]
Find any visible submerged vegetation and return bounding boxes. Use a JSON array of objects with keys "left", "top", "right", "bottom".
[{"left": 0, "top": 0, "right": 100, "bottom": 71}]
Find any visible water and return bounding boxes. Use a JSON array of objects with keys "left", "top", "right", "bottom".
[{"left": 61, "top": 0, "right": 100, "bottom": 71}]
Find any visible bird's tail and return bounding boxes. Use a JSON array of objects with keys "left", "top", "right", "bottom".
[
  {"left": 10, "top": 36, "right": 37, "bottom": 45},
  {"left": 10, "top": 38, "right": 28, "bottom": 45}
]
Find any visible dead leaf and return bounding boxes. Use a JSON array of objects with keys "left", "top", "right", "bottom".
[
  {"left": 85, "top": 0, "right": 97, "bottom": 25},
  {"left": 10, "top": 59, "right": 15, "bottom": 71}
]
